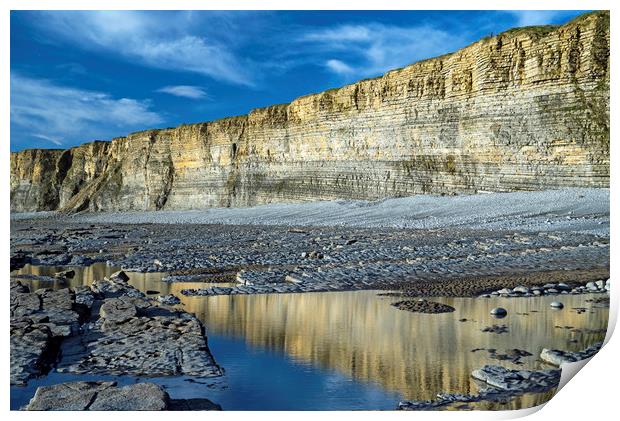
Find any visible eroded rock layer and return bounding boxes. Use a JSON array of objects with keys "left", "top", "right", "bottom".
[{"left": 10, "top": 12, "right": 609, "bottom": 213}]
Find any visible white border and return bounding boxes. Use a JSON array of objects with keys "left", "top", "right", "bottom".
[{"left": 2, "top": 1, "right": 617, "bottom": 420}]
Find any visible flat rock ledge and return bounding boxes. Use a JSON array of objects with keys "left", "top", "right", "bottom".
[
  {"left": 540, "top": 342, "right": 603, "bottom": 366},
  {"left": 10, "top": 280, "right": 91, "bottom": 386},
  {"left": 399, "top": 365, "right": 560, "bottom": 411},
  {"left": 57, "top": 276, "right": 223, "bottom": 377},
  {"left": 391, "top": 299, "right": 455, "bottom": 314},
  {"left": 10, "top": 273, "right": 222, "bottom": 386},
  {"left": 24, "top": 381, "right": 221, "bottom": 411}
]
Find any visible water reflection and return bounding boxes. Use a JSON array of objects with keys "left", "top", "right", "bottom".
[
  {"left": 184, "top": 291, "right": 608, "bottom": 402},
  {"left": 10, "top": 264, "right": 609, "bottom": 409},
  {"left": 11, "top": 263, "right": 235, "bottom": 296}
]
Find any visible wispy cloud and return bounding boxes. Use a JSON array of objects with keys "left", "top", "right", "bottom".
[
  {"left": 325, "top": 59, "right": 355, "bottom": 75},
  {"left": 299, "top": 23, "right": 461, "bottom": 80},
  {"left": 34, "top": 11, "right": 255, "bottom": 86},
  {"left": 157, "top": 85, "right": 209, "bottom": 99},
  {"left": 32, "top": 133, "right": 63, "bottom": 146},
  {"left": 11, "top": 73, "right": 163, "bottom": 146}
]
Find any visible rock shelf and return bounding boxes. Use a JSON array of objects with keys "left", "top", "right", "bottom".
[
  {"left": 399, "top": 365, "right": 561, "bottom": 410},
  {"left": 10, "top": 273, "right": 222, "bottom": 387},
  {"left": 540, "top": 342, "right": 603, "bottom": 366},
  {"left": 24, "top": 381, "right": 222, "bottom": 411}
]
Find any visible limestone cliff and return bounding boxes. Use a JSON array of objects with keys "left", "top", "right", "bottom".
[{"left": 10, "top": 11, "right": 610, "bottom": 213}]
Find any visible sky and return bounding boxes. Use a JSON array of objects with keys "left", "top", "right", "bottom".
[{"left": 10, "top": 10, "right": 587, "bottom": 152}]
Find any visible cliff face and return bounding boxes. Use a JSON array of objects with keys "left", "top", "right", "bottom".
[{"left": 10, "top": 11, "right": 610, "bottom": 213}]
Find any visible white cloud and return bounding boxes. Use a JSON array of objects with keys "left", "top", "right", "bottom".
[
  {"left": 35, "top": 11, "right": 254, "bottom": 86},
  {"left": 300, "top": 23, "right": 460, "bottom": 79},
  {"left": 32, "top": 133, "right": 63, "bottom": 146},
  {"left": 11, "top": 73, "right": 163, "bottom": 146},
  {"left": 325, "top": 59, "right": 355, "bottom": 75},
  {"left": 157, "top": 85, "right": 209, "bottom": 99}
]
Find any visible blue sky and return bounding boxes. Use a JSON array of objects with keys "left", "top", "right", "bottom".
[{"left": 10, "top": 10, "right": 587, "bottom": 152}]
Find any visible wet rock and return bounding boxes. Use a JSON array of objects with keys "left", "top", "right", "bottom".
[
  {"left": 471, "top": 365, "right": 560, "bottom": 392},
  {"left": 110, "top": 270, "right": 130, "bottom": 282},
  {"left": 157, "top": 294, "right": 181, "bottom": 305},
  {"left": 490, "top": 307, "right": 507, "bottom": 317},
  {"left": 550, "top": 301, "right": 564, "bottom": 309},
  {"left": 57, "top": 278, "right": 222, "bottom": 379},
  {"left": 11, "top": 251, "right": 31, "bottom": 271},
  {"left": 10, "top": 281, "right": 82, "bottom": 386},
  {"left": 55, "top": 269, "right": 75, "bottom": 279},
  {"left": 487, "top": 348, "right": 533, "bottom": 365},
  {"left": 99, "top": 298, "right": 137, "bottom": 323},
  {"left": 540, "top": 342, "right": 602, "bottom": 366},
  {"left": 399, "top": 365, "right": 561, "bottom": 410},
  {"left": 392, "top": 300, "right": 455, "bottom": 314},
  {"left": 25, "top": 381, "right": 169, "bottom": 411},
  {"left": 481, "top": 324, "right": 508, "bottom": 334}
]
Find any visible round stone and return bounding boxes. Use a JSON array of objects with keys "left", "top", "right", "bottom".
[
  {"left": 490, "top": 307, "right": 507, "bottom": 318},
  {"left": 550, "top": 301, "right": 564, "bottom": 309}
]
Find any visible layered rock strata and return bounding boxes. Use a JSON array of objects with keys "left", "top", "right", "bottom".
[{"left": 10, "top": 11, "right": 609, "bottom": 213}]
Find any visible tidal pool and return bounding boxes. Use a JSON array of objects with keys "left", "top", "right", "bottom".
[{"left": 11, "top": 264, "right": 609, "bottom": 410}]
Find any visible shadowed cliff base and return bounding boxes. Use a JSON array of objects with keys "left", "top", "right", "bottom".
[{"left": 10, "top": 11, "right": 609, "bottom": 213}]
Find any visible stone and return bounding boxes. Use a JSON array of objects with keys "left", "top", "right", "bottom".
[
  {"left": 490, "top": 307, "right": 507, "bottom": 317},
  {"left": 157, "top": 294, "right": 181, "bottom": 305},
  {"left": 55, "top": 269, "right": 75, "bottom": 279},
  {"left": 471, "top": 365, "right": 560, "bottom": 393},
  {"left": 512, "top": 286, "right": 529, "bottom": 294},
  {"left": 540, "top": 342, "right": 602, "bottom": 366},
  {"left": 550, "top": 301, "right": 564, "bottom": 309},
  {"left": 481, "top": 324, "right": 509, "bottom": 334},
  {"left": 99, "top": 298, "right": 137, "bottom": 323},
  {"left": 110, "top": 270, "right": 130, "bottom": 282},
  {"left": 391, "top": 300, "right": 455, "bottom": 314},
  {"left": 57, "top": 278, "right": 222, "bottom": 379},
  {"left": 25, "top": 381, "right": 169, "bottom": 411}
]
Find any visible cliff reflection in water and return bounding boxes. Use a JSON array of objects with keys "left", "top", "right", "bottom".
[
  {"left": 11, "top": 263, "right": 226, "bottom": 296},
  {"left": 185, "top": 291, "right": 608, "bottom": 401}
]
